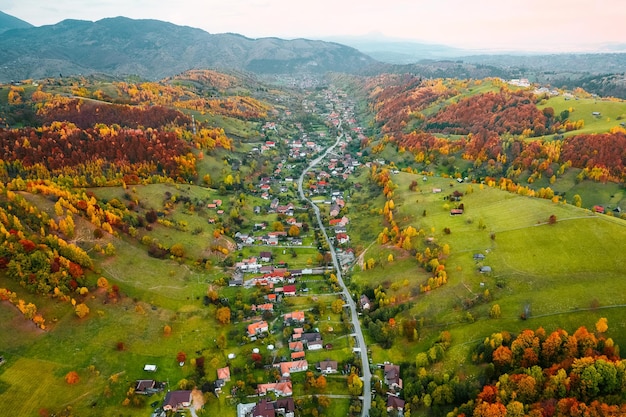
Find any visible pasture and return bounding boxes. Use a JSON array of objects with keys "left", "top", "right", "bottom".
[{"left": 349, "top": 173, "right": 626, "bottom": 370}]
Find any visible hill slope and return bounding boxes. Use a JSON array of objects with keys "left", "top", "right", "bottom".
[
  {"left": 0, "top": 16, "right": 377, "bottom": 81},
  {"left": 0, "top": 11, "right": 32, "bottom": 34}
]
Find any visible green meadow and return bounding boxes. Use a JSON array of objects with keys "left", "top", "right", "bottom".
[{"left": 349, "top": 173, "right": 626, "bottom": 370}]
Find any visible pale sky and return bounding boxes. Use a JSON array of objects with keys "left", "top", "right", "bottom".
[{"left": 2, "top": 0, "right": 625, "bottom": 52}]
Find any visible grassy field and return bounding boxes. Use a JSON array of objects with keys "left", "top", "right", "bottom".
[
  {"left": 349, "top": 173, "right": 626, "bottom": 371},
  {"left": 0, "top": 184, "right": 352, "bottom": 417},
  {"left": 538, "top": 95, "right": 626, "bottom": 136}
]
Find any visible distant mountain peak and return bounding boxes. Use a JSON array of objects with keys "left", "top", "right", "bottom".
[{"left": 0, "top": 11, "right": 33, "bottom": 33}]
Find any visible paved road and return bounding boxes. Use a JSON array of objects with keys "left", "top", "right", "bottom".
[{"left": 298, "top": 122, "right": 372, "bottom": 417}]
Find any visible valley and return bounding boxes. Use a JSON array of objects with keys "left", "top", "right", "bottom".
[{"left": 1, "top": 66, "right": 626, "bottom": 417}]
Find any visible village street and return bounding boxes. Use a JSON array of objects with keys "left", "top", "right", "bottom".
[{"left": 297, "top": 119, "right": 372, "bottom": 417}]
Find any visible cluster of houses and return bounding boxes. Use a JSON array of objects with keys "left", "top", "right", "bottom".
[{"left": 383, "top": 363, "right": 405, "bottom": 413}]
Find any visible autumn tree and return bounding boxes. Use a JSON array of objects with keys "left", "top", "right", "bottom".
[
  {"left": 288, "top": 224, "right": 300, "bottom": 237},
  {"left": 176, "top": 351, "right": 187, "bottom": 364},
  {"left": 97, "top": 277, "right": 109, "bottom": 289},
  {"left": 65, "top": 371, "right": 80, "bottom": 384},
  {"left": 75, "top": 303, "right": 90, "bottom": 318},
  {"left": 347, "top": 372, "right": 363, "bottom": 396},
  {"left": 596, "top": 317, "right": 608, "bottom": 334},
  {"left": 331, "top": 298, "right": 344, "bottom": 314},
  {"left": 163, "top": 324, "right": 172, "bottom": 336},
  {"left": 169, "top": 243, "right": 185, "bottom": 258},
  {"left": 216, "top": 306, "right": 231, "bottom": 324}
]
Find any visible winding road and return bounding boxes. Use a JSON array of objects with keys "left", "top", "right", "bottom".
[{"left": 297, "top": 121, "right": 372, "bottom": 417}]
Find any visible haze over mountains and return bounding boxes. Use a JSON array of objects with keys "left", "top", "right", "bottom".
[
  {"left": 1, "top": 10, "right": 626, "bottom": 94},
  {"left": 0, "top": 13, "right": 375, "bottom": 81}
]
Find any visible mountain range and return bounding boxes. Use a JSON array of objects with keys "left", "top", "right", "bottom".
[
  {"left": 1, "top": 11, "right": 626, "bottom": 92},
  {"left": 0, "top": 14, "right": 376, "bottom": 81}
]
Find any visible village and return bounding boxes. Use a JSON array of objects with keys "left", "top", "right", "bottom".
[{"left": 126, "top": 86, "right": 409, "bottom": 417}]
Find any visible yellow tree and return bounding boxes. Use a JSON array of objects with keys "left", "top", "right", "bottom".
[
  {"left": 75, "top": 303, "right": 90, "bottom": 318},
  {"left": 288, "top": 225, "right": 300, "bottom": 237},
  {"left": 216, "top": 306, "right": 231, "bottom": 324},
  {"left": 347, "top": 372, "right": 363, "bottom": 396},
  {"left": 596, "top": 317, "right": 608, "bottom": 333}
]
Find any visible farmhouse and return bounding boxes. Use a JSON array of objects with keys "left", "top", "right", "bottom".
[
  {"left": 291, "top": 351, "right": 306, "bottom": 360},
  {"left": 248, "top": 398, "right": 295, "bottom": 417},
  {"left": 387, "top": 396, "right": 405, "bottom": 412},
  {"left": 384, "top": 364, "right": 403, "bottom": 391},
  {"left": 217, "top": 366, "right": 231, "bottom": 381},
  {"left": 283, "top": 310, "right": 305, "bottom": 324},
  {"left": 162, "top": 390, "right": 192, "bottom": 412},
  {"left": 283, "top": 285, "right": 297, "bottom": 296},
  {"left": 288, "top": 341, "right": 304, "bottom": 351},
  {"left": 278, "top": 360, "right": 309, "bottom": 377},
  {"left": 316, "top": 360, "right": 338, "bottom": 374},
  {"left": 248, "top": 321, "right": 269, "bottom": 338},
  {"left": 256, "top": 379, "right": 293, "bottom": 397},
  {"left": 359, "top": 295, "right": 371, "bottom": 310},
  {"left": 300, "top": 332, "right": 323, "bottom": 350},
  {"left": 135, "top": 379, "right": 160, "bottom": 395}
]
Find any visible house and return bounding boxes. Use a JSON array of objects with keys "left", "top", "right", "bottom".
[
  {"left": 473, "top": 253, "right": 485, "bottom": 261},
  {"left": 143, "top": 364, "right": 157, "bottom": 372},
  {"left": 387, "top": 396, "right": 405, "bottom": 412},
  {"left": 283, "top": 311, "right": 305, "bottom": 324},
  {"left": 256, "top": 379, "right": 293, "bottom": 397},
  {"left": 289, "top": 341, "right": 304, "bottom": 351},
  {"left": 278, "top": 360, "right": 308, "bottom": 377},
  {"left": 135, "top": 379, "right": 157, "bottom": 395},
  {"left": 251, "top": 398, "right": 276, "bottom": 417},
  {"left": 217, "top": 366, "right": 231, "bottom": 381},
  {"left": 450, "top": 208, "right": 464, "bottom": 215},
  {"left": 480, "top": 266, "right": 492, "bottom": 273},
  {"left": 229, "top": 275, "right": 243, "bottom": 287},
  {"left": 254, "top": 206, "right": 261, "bottom": 214},
  {"left": 384, "top": 364, "right": 403, "bottom": 391},
  {"left": 162, "top": 390, "right": 192, "bottom": 412},
  {"left": 336, "top": 233, "right": 350, "bottom": 244},
  {"left": 248, "top": 321, "right": 269, "bottom": 337},
  {"left": 274, "top": 398, "right": 296, "bottom": 417},
  {"left": 594, "top": 205, "right": 605, "bottom": 214},
  {"left": 316, "top": 360, "right": 338, "bottom": 374},
  {"left": 260, "top": 251, "right": 273, "bottom": 263},
  {"left": 249, "top": 398, "right": 296, "bottom": 417},
  {"left": 301, "top": 332, "right": 323, "bottom": 350},
  {"left": 283, "top": 285, "right": 297, "bottom": 296},
  {"left": 291, "top": 351, "right": 306, "bottom": 360},
  {"left": 252, "top": 303, "right": 274, "bottom": 313},
  {"left": 359, "top": 295, "right": 371, "bottom": 310}
]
